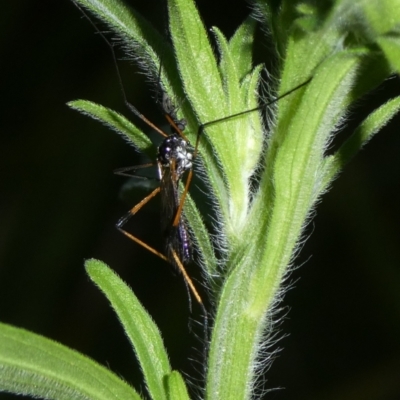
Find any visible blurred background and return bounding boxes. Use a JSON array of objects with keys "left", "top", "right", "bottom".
[{"left": 1, "top": 1, "right": 400, "bottom": 399}]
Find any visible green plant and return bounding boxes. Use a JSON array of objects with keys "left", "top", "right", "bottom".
[{"left": 1, "top": 0, "right": 400, "bottom": 399}]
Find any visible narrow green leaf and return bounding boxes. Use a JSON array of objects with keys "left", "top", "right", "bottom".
[
  {"left": 85, "top": 259, "right": 171, "bottom": 400},
  {"left": 168, "top": 0, "right": 225, "bottom": 123},
  {"left": 377, "top": 36, "right": 400, "bottom": 73},
  {"left": 72, "top": 0, "right": 186, "bottom": 112},
  {"left": 0, "top": 322, "right": 140, "bottom": 400},
  {"left": 207, "top": 50, "right": 362, "bottom": 400},
  {"left": 362, "top": 0, "right": 400, "bottom": 36},
  {"left": 73, "top": 0, "right": 166, "bottom": 74},
  {"left": 295, "top": 3, "right": 320, "bottom": 32},
  {"left": 68, "top": 100, "right": 154, "bottom": 159},
  {"left": 349, "top": 52, "right": 391, "bottom": 103},
  {"left": 273, "top": 51, "right": 361, "bottom": 195},
  {"left": 184, "top": 194, "right": 217, "bottom": 277},
  {"left": 278, "top": 20, "right": 333, "bottom": 94},
  {"left": 228, "top": 18, "right": 256, "bottom": 82},
  {"left": 168, "top": 0, "right": 257, "bottom": 235},
  {"left": 165, "top": 371, "right": 190, "bottom": 400},
  {"left": 321, "top": 95, "right": 400, "bottom": 189},
  {"left": 212, "top": 27, "right": 241, "bottom": 113}
]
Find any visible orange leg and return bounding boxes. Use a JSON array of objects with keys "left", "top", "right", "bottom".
[
  {"left": 116, "top": 186, "right": 205, "bottom": 308},
  {"left": 116, "top": 185, "right": 166, "bottom": 260}
]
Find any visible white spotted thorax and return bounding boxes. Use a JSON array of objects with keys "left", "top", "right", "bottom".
[{"left": 157, "top": 134, "right": 193, "bottom": 178}]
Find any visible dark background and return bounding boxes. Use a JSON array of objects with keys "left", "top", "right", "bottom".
[{"left": 1, "top": 1, "right": 400, "bottom": 399}]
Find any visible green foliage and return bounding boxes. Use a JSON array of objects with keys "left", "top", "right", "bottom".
[
  {"left": 0, "top": 320, "right": 140, "bottom": 400},
  {"left": 86, "top": 260, "right": 172, "bottom": 400},
  {"left": 1, "top": 0, "right": 400, "bottom": 399}
]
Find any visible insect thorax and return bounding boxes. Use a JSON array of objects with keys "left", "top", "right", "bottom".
[{"left": 157, "top": 134, "right": 193, "bottom": 177}]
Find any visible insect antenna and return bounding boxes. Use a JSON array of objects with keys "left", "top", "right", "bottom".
[
  {"left": 71, "top": 1, "right": 168, "bottom": 138},
  {"left": 170, "top": 76, "right": 313, "bottom": 231}
]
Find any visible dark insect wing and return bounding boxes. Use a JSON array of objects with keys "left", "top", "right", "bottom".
[
  {"left": 157, "top": 130, "right": 193, "bottom": 266},
  {"left": 159, "top": 160, "right": 191, "bottom": 266}
]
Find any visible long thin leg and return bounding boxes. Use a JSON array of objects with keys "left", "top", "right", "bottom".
[
  {"left": 118, "top": 228, "right": 168, "bottom": 262},
  {"left": 116, "top": 177, "right": 206, "bottom": 321},
  {"left": 165, "top": 113, "right": 190, "bottom": 142},
  {"left": 116, "top": 186, "right": 169, "bottom": 262},
  {"left": 117, "top": 186, "right": 161, "bottom": 228},
  {"left": 170, "top": 249, "right": 202, "bottom": 305},
  {"left": 117, "top": 188, "right": 207, "bottom": 328},
  {"left": 117, "top": 186, "right": 160, "bottom": 251},
  {"left": 171, "top": 250, "right": 208, "bottom": 354},
  {"left": 114, "top": 163, "right": 155, "bottom": 178}
]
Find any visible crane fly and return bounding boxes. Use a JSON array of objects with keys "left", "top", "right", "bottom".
[
  {"left": 114, "top": 97, "right": 202, "bottom": 309},
  {"left": 70, "top": 1, "right": 208, "bottom": 334},
  {"left": 112, "top": 75, "right": 311, "bottom": 333}
]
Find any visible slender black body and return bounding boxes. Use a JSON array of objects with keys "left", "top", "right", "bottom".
[{"left": 157, "top": 133, "right": 192, "bottom": 266}]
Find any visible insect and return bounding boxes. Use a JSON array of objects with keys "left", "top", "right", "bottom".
[
  {"left": 70, "top": 1, "right": 209, "bottom": 334},
  {"left": 113, "top": 93, "right": 203, "bottom": 310}
]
